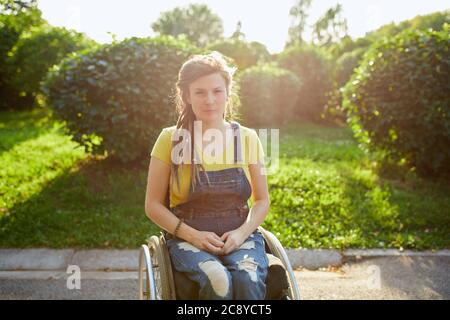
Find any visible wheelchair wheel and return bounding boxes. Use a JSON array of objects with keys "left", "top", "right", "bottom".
[
  {"left": 258, "top": 226, "right": 301, "bottom": 300},
  {"left": 138, "top": 244, "right": 155, "bottom": 300},
  {"left": 138, "top": 235, "right": 176, "bottom": 300}
]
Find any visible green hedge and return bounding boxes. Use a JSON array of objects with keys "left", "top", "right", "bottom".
[
  {"left": 10, "top": 25, "right": 96, "bottom": 107},
  {"left": 43, "top": 36, "right": 197, "bottom": 163},
  {"left": 277, "top": 45, "right": 332, "bottom": 122},
  {"left": 238, "top": 63, "right": 300, "bottom": 127},
  {"left": 343, "top": 26, "right": 450, "bottom": 179},
  {"left": 0, "top": 7, "right": 44, "bottom": 110},
  {"left": 335, "top": 47, "right": 366, "bottom": 88},
  {"left": 323, "top": 48, "right": 366, "bottom": 125}
]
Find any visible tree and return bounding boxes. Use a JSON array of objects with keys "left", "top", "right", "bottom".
[
  {"left": 208, "top": 38, "right": 270, "bottom": 71},
  {"left": 0, "top": 0, "right": 44, "bottom": 109},
  {"left": 1, "top": 0, "right": 36, "bottom": 13},
  {"left": 151, "top": 4, "right": 224, "bottom": 47},
  {"left": 312, "top": 4, "right": 348, "bottom": 47},
  {"left": 231, "top": 20, "right": 245, "bottom": 40},
  {"left": 278, "top": 45, "right": 333, "bottom": 122},
  {"left": 0, "top": 0, "right": 43, "bottom": 58},
  {"left": 364, "top": 10, "right": 450, "bottom": 41},
  {"left": 343, "top": 27, "right": 450, "bottom": 179},
  {"left": 10, "top": 25, "right": 96, "bottom": 107},
  {"left": 286, "top": 0, "right": 312, "bottom": 47}
]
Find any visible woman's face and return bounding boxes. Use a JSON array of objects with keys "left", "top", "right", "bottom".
[{"left": 186, "top": 72, "right": 228, "bottom": 125}]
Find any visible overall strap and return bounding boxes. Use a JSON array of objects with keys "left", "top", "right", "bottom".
[{"left": 230, "top": 121, "right": 242, "bottom": 164}]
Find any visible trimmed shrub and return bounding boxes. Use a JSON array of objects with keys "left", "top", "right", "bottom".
[
  {"left": 0, "top": 22, "right": 22, "bottom": 110},
  {"left": 327, "top": 35, "right": 372, "bottom": 61},
  {"left": 335, "top": 47, "right": 366, "bottom": 87},
  {"left": 323, "top": 47, "right": 366, "bottom": 125},
  {"left": 277, "top": 45, "right": 333, "bottom": 122},
  {"left": 327, "top": 12, "right": 449, "bottom": 66},
  {"left": 0, "top": 7, "right": 44, "bottom": 110},
  {"left": 238, "top": 63, "right": 300, "bottom": 127},
  {"left": 43, "top": 36, "right": 196, "bottom": 163},
  {"left": 9, "top": 25, "right": 96, "bottom": 107},
  {"left": 208, "top": 38, "right": 270, "bottom": 71},
  {"left": 365, "top": 11, "right": 450, "bottom": 43},
  {"left": 343, "top": 27, "right": 450, "bottom": 179}
]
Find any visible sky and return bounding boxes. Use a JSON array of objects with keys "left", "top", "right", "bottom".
[{"left": 37, "top": 0, "right": 450, "bottom": 53}]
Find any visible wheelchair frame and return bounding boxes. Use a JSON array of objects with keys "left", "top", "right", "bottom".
[{"left": 138, "top": 226, "right": 301, "bottom": 300}]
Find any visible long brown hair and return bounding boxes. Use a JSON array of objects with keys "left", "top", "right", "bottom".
[{"left": 171, "top": 51, "right": 237, "bottom": 196}]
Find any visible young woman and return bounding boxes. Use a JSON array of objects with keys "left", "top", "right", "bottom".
[{"left": 145, "top": 52, "right": 270, "bottom": 300}]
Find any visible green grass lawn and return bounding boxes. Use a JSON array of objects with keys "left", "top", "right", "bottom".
[{"left": 0, "top": 109, "right": 449, "bottom": 249}]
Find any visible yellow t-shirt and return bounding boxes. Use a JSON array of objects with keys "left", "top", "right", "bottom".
[{"left": 150, "top": 122, "right": 265, "bottom": 208}]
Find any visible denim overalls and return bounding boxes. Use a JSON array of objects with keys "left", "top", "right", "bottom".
[{"left": 166, "top": 121, "right": 269, "bottom": 300}]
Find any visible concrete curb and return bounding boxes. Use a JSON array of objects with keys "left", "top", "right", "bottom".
[
  {"left": 343, "top": 249, "right": 450, "bottom": 258},
  {"left": 286, "top": 249, "right": 342, "bottom": 270},
  {"left": 287, "top": 249, "right": 450, "bottom": 269},
  {"left": 70, "top": 250, "right": 139, "bottom": 271},
  {"left": 0, "top": 248, "right": 449, "bottom": 272},
  {"left": 0, "top": 271, "right": 138, "bottom": 280},
  {"left": 0, "top": 249, "right": 139, "bottom": 271},
  {"left": 0, "top": 249, "right": 75, "bottom": 270}
]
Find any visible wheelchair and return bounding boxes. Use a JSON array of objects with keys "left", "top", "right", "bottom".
[{"left": 138, "top": 226, "right": 301, "bottom": 300}]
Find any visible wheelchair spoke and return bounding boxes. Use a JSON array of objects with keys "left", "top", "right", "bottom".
[
  {"left": 154, "top": 267, "right": 162, "bottom": 300},
  {"left": 149, "top": 250, "right": 161, "bottom": 300}
]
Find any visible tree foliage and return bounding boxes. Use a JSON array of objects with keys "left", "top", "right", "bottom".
[
  {"left": 312, "top": 4, "right": 348, "bottom": 47},
  {"left": 238, "top": 63, "right": 300, "bottom": 127},
  {"left": 151, "top": 3, "right": 223, "bottom": 48},
  {"left": 278, "top": 44, "right": 332, "bottom": 122},
  {"left": 43, "top": 36, "right": 196, "bottom": 163},
  {"left": 208, "top": 38, "right": 270, "bottom": 71},
  {"left": 0, "top": 0, "right": 44, "bottom": 109},
  {"left": 343, "top": 27, "right": 450, "bottom": 179},
  {"left": 286, "top": 0, "right": 312, "bottom": 47},
  {"left": 9, "top": 25, "right": 96, "bottom": 106}
]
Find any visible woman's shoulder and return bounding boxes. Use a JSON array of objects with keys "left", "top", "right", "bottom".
[
  {"left": 153, "top": 125, "right": 177, "bottom": 148},
  {"left": 157, "top": 125, "right": 177, "bottom": 138},
  {"left": 151, "top": 126, "right": 177, "bottom": 162},
  {"left": 161, "top": 125, "right": 177, "bottom": 132}
]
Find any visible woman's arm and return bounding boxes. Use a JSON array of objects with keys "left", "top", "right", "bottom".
[
  {"left": 239, "top": 162, "right": 270, "bottom": 237},
  {"left": 220, "top": 162, "right": 270, "bottom": 254},
  {"left": 145, "top": 157, "right": 224, "bottom": 254},
  {"left": 145, "top": 157, "right": 192, "bottom": 241}
]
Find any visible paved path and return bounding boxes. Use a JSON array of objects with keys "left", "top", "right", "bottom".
[
  {"left": 296, "top": 256, "right": 450, "bottom": 299},
  {"left": 1, "top": 256, "right": 448, "bottom": 299}
]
